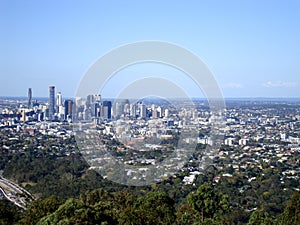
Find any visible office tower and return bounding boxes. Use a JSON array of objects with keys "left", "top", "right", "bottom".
[
  {"left": 94, "top": 102, "right": 101, "bottom": 117},
  {"left": 114, "top": 102, "right": 123, "bottom": 118},
  {"left": 101, "top": 101, "right": 112, "bottom": 119},
  {"left": 130, "top": 104, "right": 136, "bottom": 118},
  {"left": 56, "top": 92, "right": 62, "bottom": 114},
  {"left": 86, "top": 94, "right": 95, "bottom": 109},
  {"left": 49, "top": 86, "right": 55, "bottom": 119},
  {"left": 64, "top": 99, "right": 73, "bottom": 120},
  {"left": 56, "top": 92, "right": 62, "bottom": 107},
  {"left": 157, "top": 106, "right": 162, "bottom": 118},
  {"left": 124, "top": 103, "right": 130, "bottom": 115},
  {"left": 28, "top": 88, "right": 32, "bottom": 108},
  {"left": 139, "top": 102, "right": 147, "bottom": 118},
  {"left": 164, "top": 108, "right": 169, "bottom": 118},
  {"left": 83, "top": 105, "right": 92, "bottom": 120}
]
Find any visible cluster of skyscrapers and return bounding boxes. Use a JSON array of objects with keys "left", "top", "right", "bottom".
[
  {"left": 74, "top": 95, "right": 168, "bottom": 124},
  {"left": 46, "top": 86, "right": 73, "bottom": 121},
  {"left": 23, "top": 86, "right": 170, "bottom": 123},
  {"left": 24, "top": 86, "right": 74, "bottom": 122},
  {"left": 73, "top": 95, "right": 171, "bottom": 125},
  {"left": 76, "top": 94, "right": 111, "bottom": 122},
  {"left": 46, "top": 86, "right": 116, "bottom": 123}
]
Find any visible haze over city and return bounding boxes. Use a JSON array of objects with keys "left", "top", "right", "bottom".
[{"left": 1, "top": 0, "right": 300, "bottom": 98}]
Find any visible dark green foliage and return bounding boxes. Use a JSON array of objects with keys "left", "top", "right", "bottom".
[
  {"left": 276, "top": 192, "right": 300, "bottom": 225},
  {"left": 119, "top": 191, "right": 175, "bottom": 225},
  {"left": 18, "top": 195, "right": 63, "bottom": 225},
  {"left": 24, "top": 188, "right": 135, "bottom": 225},
  {"left": 193, "top": 218, "right": 222, "bottom": 225},
  {"left": 223, "top": 207, "right": 250, "bottom": 225},
  {"left": 175, "top": 203, "right": 198, "bottom": 225},
  {"left": 247, "top": 210, "right": 275, "bottom": 225},
  {"left": 2, "top": 185, "right": 299, "bottom": 225},
  {"left": 0, "top": 199, "right": 22, "bottom": 225},
  {"left": 187, "top": 184, "right": 229, "bottom": 222},
  {"left": 29, "top": 189, "right": 175, "bottom": 225},
  {"left": 40, "top": 198, "right": 114, "bottom": 225}
]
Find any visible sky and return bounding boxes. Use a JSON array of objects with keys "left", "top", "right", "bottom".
[{"left": 1, "top": 0, "right": 300, "bottom": 98}]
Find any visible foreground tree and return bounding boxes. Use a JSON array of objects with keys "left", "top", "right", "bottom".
[
  {"left": 119, "top": 191, "right": 175, "bottom": 225},
  {"left": 276, "top": 191, "right": 300, "bottom": 225},
  {"left": 18, "top": 195, "right": 63, "bottom": 225},
  {"left": 187, "top": 184, "right": 229, "bottom": 223},
  {"left": 36, "top": 197, "right": 116, "bottom": 225},
  {"left": 247, "top": 210, "right": 275, "bottom": 225}
]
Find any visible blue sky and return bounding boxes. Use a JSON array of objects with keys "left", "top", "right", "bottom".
[{"left": 1, "top": 0, "right": 300, "bottom": 98}]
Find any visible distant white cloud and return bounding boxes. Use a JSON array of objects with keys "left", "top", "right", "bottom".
[
  {"left": 262, "top": 81, "right": 300, "bottom": 88},
  {"left": 223, "top": 82, "right": 243, "bottom": 88}
]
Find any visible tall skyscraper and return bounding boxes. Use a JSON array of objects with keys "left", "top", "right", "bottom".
[
  {"left": 114, "top": 102, "right": 123, "bottom": 118},
  {"left": 93, "top": 102, "right": 101, "bottom": 117},
  {"left": 101, "top": 101, "right": 112, "bottom": 120},
  {"left": 138, "top": 102, "right": 147, "bottom": 118},
  {"left": 64, "top": 99, "right": 73, "bottom": 120},
  {"left": 86, "top": 94, "right": 95, "bottom": 107},
  {"left": 49, "top": 86, "right": 55, "bottom": 119},
  {"left": 56, "top": 92, "right": 62, "bottom": 107},
  {"left": 130, "top": 104, "right": 137, "bottom": 118},
  {"left": 56, "top": 92, "right": 62, "bottom": 115},
  {"left": 28, "top": 88, "right": 32, "bottom": 109}
]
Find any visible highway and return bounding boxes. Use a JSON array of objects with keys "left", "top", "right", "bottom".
[{"left": 0, "top": 176, "right": 34, "bottom": 209}]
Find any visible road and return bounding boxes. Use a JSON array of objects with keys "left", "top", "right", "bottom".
[{"left": 0, "top": 176, "right": 34, "bottom": 209}]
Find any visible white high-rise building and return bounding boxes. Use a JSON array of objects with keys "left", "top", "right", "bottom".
[
  {"left": 157, "top": 106, "right": 162, "bottom": 118},
  {"left": 56, "top": 92, "right": 63, "bottom": 114},
  {"left": 56, "top": 92, "right": 62, "bottom": 107},
  {"left": 164, "top": 108, "right": 169, "bottom": 118},
  {"left": 139, "top": 102, "right": 147, "bottom": 118},
  {"left": 123, "top": 103, "right": 130, "bottom": 116},
  {"left": 130, "top": 104, "right": 136, "bottom": 117},
  {"left": 115, "top": 102, "right": 123, "bottom": 118}
]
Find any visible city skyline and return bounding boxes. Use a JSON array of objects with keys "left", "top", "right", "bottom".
[{"left": 1, "top": 1, "right": 300, "bottom": 98}]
